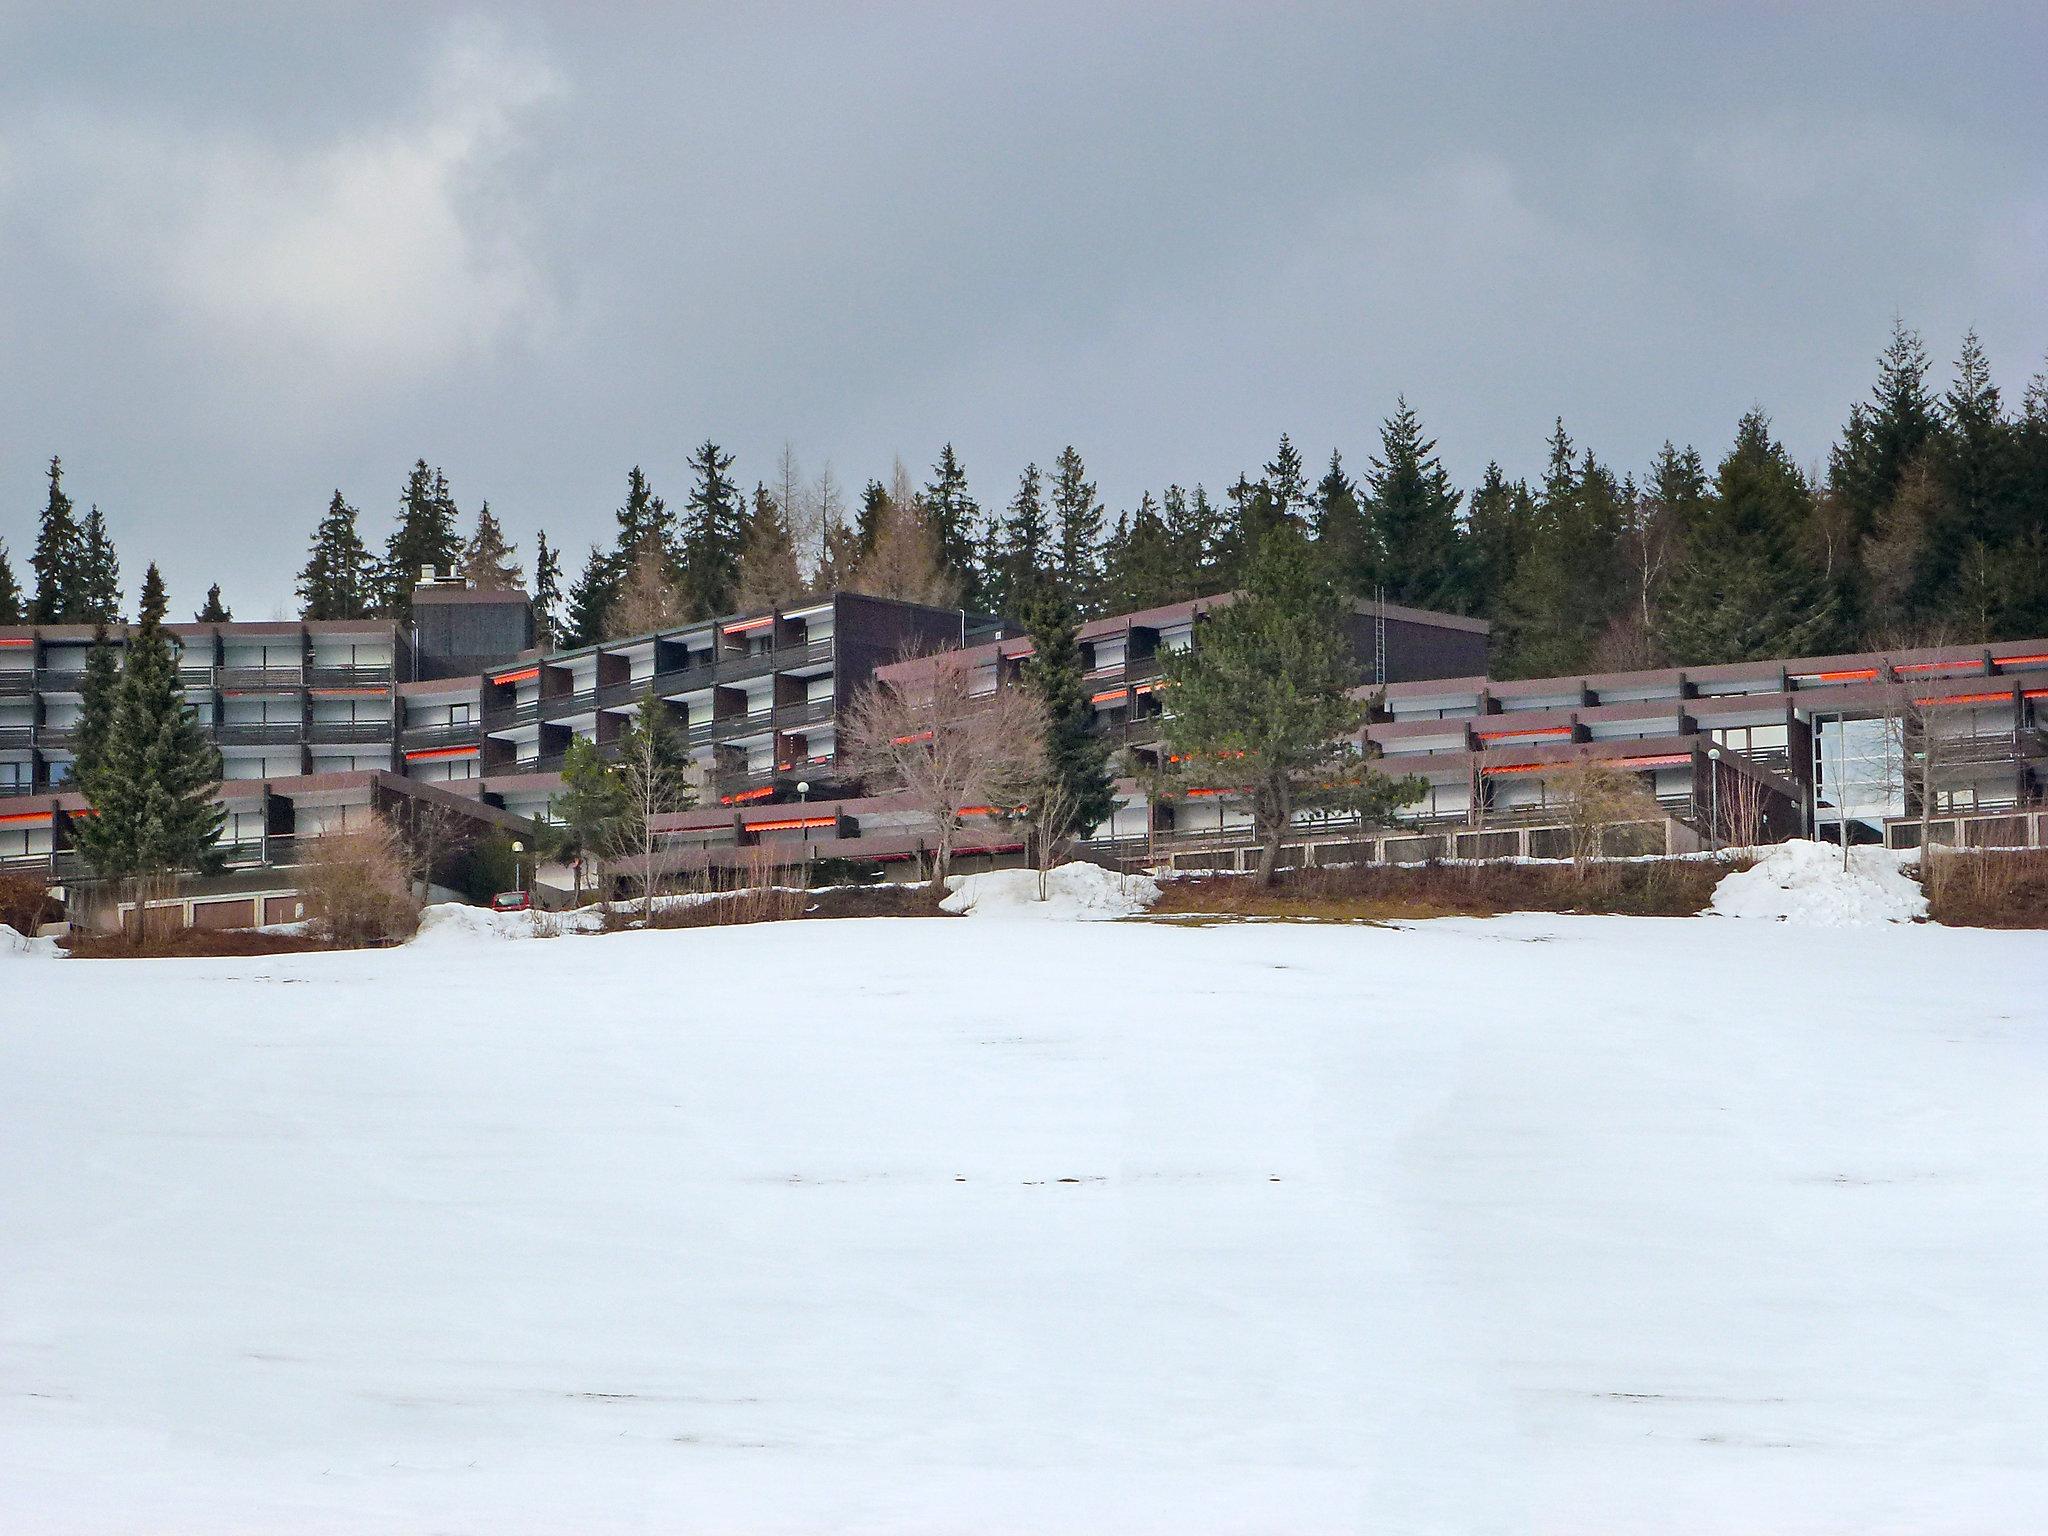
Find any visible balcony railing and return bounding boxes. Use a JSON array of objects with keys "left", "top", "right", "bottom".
[
  {"left": 306, "top": 665, "right": 394, "bottom": 689},
  {"left": 32, "top": 670, "right": 89, "bottom": 693},
  {"left": 400, "top": 721, "right": 482, "bottom": 749},
  {"left": 216, "top": 666, "right": 306, "bottom": 690},
  {"left": 480, "top": 699, "right": 542, "bottom": 730},
  {"left": 538, "top": 686, "right": 601, "bottom": 720},
  {"left": 305, "top": 720, "right": 393, "bottom": 744},
  {"left": 213, "top": 723, "right": 304, "bottom": 746},
  {"left": 0, "top": 671, "right": 35, "bottom": 696},
  {"left": 0, "top": 725, "right": 32, "bottom": 750}
]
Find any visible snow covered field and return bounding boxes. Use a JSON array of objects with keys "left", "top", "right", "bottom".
[{"left": 4, "top": 912, "right": 2047, "bottom": 1533}]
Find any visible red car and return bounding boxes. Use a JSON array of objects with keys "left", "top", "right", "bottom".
[{"left": 491, "top": 890, "right": 532, "bottom": 913}]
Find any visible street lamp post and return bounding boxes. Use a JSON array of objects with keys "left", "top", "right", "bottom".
[
  {"left": 1707, "top": 747, "right": 1722, "bottom": 851},
  {"left": 511, "top": 839, "right": 525, "bottom": 896}
]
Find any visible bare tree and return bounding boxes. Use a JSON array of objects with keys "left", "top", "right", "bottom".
[
  {"left": 607, "top": 532, "right": 689, "bottom": 637},
  {"left": 596, "top": 692, "right": 696, "bottom": 919},
  {"left": 844, "top": 651, "right": 1046, "bottom": 890},
  {"left": 848, "top": 473, "right": 958, "bottom": 607},
  {"left": 395, "top": 799, "right": 477, "bottom": 904},
  {"left": 1027, "top": 767, "right": 1079, "bottom": 901},
  {"left": 300, "top": 820, "right": 420, "bottom": 946},
  {"left": 1549, "top": 758, "right": 1663, "bottom": 881}
]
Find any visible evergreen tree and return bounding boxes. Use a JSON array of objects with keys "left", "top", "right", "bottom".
[
  {"left": 989, "top": 463, "right": 1052, "bottom": 617},
  {"left": 1312, "top": 450, "right": 1375, "bottom": 597},
  {"left": 30, "top": 456, "right": 83, "bottom": 623},
  {"left": 71, "top": 564, "right": 225, "bottom": 928},
  {"left": 381, "top": 460, "right": 463, "bottom": 617},
  {"left": 922, "top": 444, "right": 981, "bottom": 602},
  {"left": 606, "top": 534, "right": 689, "bottom": 638},
  {"left": 1495, "top": 422, "right": 1627, "bottom": 676},
  {"left": 71, "top": 627, "right": 122, "bottom": 784},
  {"left": 1657, "top": 410, "right": 1838, "bottom": 665},
  {"left": 612, "top": 467, "right": 679, "bottom": 582},
  {"left": 854, "top": 478, "right": 890, "bottom": 561},
  {"left": 681, "top": 440, "right": 746, "bottom": 617},
  {"left": 77, "top": 506, "right": 122, "bottom": 623},
  {"left": 1921, "top": 329, "right": 2017, "bottom": 618},
  {"left": 1164, "top": 484, "right": 1223, "bottom": 597},
  {"left": 1464, "top": 463, "right": 1533, "bottom": 617},
  {"left": 0, "top": 540, "right": 21, "bottom": 624},
  {"left": 194, "top": 584, "right": 231, "bottom": 623},
  {"left": 459, "top": 501, "right": 523, "bottom": 590},
  {"left": 531, "top": 530, "right": 564, "bottom": 648},
  {"left": 564, "top": 545, "right": 620, "bottom": 648},
  {"left": 298, "top": 491, "right": 377, "bottom": 620},
  {"left": 1018, "top": 592, "right": 1117, "bottom": 838},
  {"left": 1829, "top": 320, "right": 1939, "bottom": 544},
  {"left": 1365, "top": 398, "right": 1467, "bottom": 612},
  {"left": 1048, "top": 445, "right": 1105, "bottom": 612},
  {"left": 1158, "top": 521, "right": 1421, "bottom": 884},
  {"left": 1100, "top": 493, "right": 1179, "bottom": 612},
  {"left": 549, "top": 736, "right": 629, "bottom": 901},
  {"left": 1263, "top": 433, "right": 1312, "bottom": 522},
  {"left": 736, "top": 483, "right": 806, "bottom": 609}
]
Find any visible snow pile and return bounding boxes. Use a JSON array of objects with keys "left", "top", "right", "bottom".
[
  {"left": 1710, "top": 838, "right": 1928, "bottom": 926},
  {"left": 408, "top": 901, "right": 601, "bottom": 944},
  {"left": 941, "top": 862, "right": 1160, "bottom": 920},
  {"left": 0, "top": 923, "right": 58, "bottom": 959}
]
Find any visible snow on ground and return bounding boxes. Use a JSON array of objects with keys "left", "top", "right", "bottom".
[
  {"left": 1710, "top": 838, "right": 1930, "bottom": 926},
  {"left": 941, "top": 862, "right": 1160, "bottom": 919},
  {"left": 3, "top": 914, "right": 2047, "bottom": 1533},
  {"left": 0, "top": 923, "right": 57, "bottom": 958}
]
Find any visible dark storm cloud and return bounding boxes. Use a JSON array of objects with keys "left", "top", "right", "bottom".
[{"left": 0, "top": 2, "right": 2042, "bottom": 613}]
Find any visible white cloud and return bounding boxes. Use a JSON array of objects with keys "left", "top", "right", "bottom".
[{"left": 17, "top": 22, "right": 560, "bottom": 393}]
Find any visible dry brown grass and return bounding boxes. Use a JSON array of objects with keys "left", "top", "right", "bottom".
[
  {"left": 62, "top": 927, "right": 336, "bottom": 959},
  {"left": 632, "top": 878, "right": 952, "bottom": 929},
  {"left": 1149, "top": 857, "right": 1738, "bottom": 922},
  {"left": 299, "top": 824, "right": 421, "bottom": 947},
  {"left": 1922, "top": 847, "right": 2048, "bottom": 929}
]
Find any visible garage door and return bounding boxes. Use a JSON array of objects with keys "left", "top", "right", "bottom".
[{"left": 190, "top": 897, "right": 259, "bottom": 931}]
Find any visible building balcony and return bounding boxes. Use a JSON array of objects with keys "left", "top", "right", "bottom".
[
  {"left": 0, "top": 725, "right": 33, "bottom": 750},
  {"left": 212, "top": 723, "right": 305, "bottom": 747},
  {"left": 480, "top": 699, "right": 543, "bottom": 731},
  {"left": 216, "top": 666, "right": 306, "bottom": 691},
  {"left": 306, "top": 720, "right": 394, "bottom": 745},
  {"left": 0, "top": 671, "right": 36, "bottom": 696},
  {"left": 307, "top": 665, "right": 394, "bottom": 689},
  {"left": 400, "top": 721, "right": 482, "bottom": 749},
  {"left": 177, "top": 665, "right": 217, "bottom": 689}
]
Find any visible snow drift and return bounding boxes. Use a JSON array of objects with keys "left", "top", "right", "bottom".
[
  {"left": 0, "top": 923, "right": 57, "bottom": 959},
  {"left": 1710, "top": 838, "right": 1929, "bottom": 926},
  {"left": 941, "top": 862, "right": 1160, "bottom": 919}
]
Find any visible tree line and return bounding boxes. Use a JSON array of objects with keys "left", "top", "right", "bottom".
[{"left": 6, "top": 322, "right": 2046, "bottom": 674}]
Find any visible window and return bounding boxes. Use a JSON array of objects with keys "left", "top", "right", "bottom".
[
  {"left": 0, "top": 761, "right": 26, "bottom": 791},
  {"left": 449, "top": 702, "right": 472, "bottom": 725}
]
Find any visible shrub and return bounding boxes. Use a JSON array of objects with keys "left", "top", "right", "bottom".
[
  {"left": 298, "top": 823, "right": 420, "bottom": 948},
  {"left": 0, "top": 871, "right": 61, "bottom": 935}
]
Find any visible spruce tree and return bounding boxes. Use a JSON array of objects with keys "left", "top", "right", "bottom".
[
  {"left": 459, "top": 501, "right": 523, "bottom": 590},
  {"left": 76, "top": 506, "right": 122, "bottom": 623},
  {"left": 1312, "top": 450, "right": 1375, "bottom": 597},
  {"left": 71, "top": 627, "right": 122, "bottom": 785},
  {"left": 923, "top": 444, "right": 981, "bottom": 602},
  {"left": 1164, "top": 484, "right": 1223, "bottom": 597},
  {"left": 1657, "top": 411, "right": 1838, "bottom": 665},
  {"left": 30, "top": 456, "right": 83, "bottom": 623},
  {"left": 1922, "top": 329, "right": 2016, "bottom": 618},
  {"left": 1049, "top": 445, "right": 1105, "bottom": 612},
  {"left": 298, "top": 492, "right": 377, "bottom": 620},
  {"left": 1464, "top": 463, "right": 1533, "bottom": 617},
  {"left": 194, "top": 584, "right": 231, "bottom": 623},
  {"left": 681, "top": 440, "right": 746, "bottom": 617},
  {"left": 854, "top": 479, "right": 890, "bottom": 561},
  {"left": 564, "top": 546, "right": 620, "bottom": 648},
  {"left": 1100, "top": 493, "right": 1179, "bottom": 612},
  {"left": 1496, "top": 422, "right": 1628, "bottom": 676},
  {"left": 0, "top": 540, "right": 23, "bottom": 624},
  {"left": 72, "top": 564, "right": 224, "bottom": 930},
  {"left": 612, "top": 467, "right": 680, "bottom": 583},
  {"left": 1829, "top": 320, "right": 1939, "bottom": 544},
  {"left": 1263, "top": 434, "right": 1312, "bottom": 522},
  {"left": 550, "top": 736, "right": 629, "bottom": 899},
  {"left": 1018, "top": 592, "right": 1116, "bottom": 839},
  {"left": 531, "top": 531, "right": 564, "bottom": 648},
  {"left": 381, "top": 460, "right": 463, "bottom": 617},
  {"left": 1159, "top": 521, "right": 1421, "bottom": 884},
  {"left": 736, "top": 483, "right": 806, "bottom": 609},
  {"left": 989, "top": 463, "right": 1052, "bottom": 617},
  {"left": 1365, "top": 398, "right": 1467, "bottom": 612}
]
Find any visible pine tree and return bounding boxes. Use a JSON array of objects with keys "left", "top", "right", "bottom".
[
  {"left": 531, "top": 531, "right": 564, "bottom": 648},
  {"left": 923, "top": 444, "right": 981, "bottom": 603},
  {"left": 549, "top": 735, "right": 629, "bottom": 901},
  {"left": 298, "top": 492, "right": 377, "bottom": 620},
  {"left": 1496, "top": 422, "right": 1627, "bottom": 676},
  {"left": 0, "top": 540, "right": 22, "bottom": 624},
  {"left": 1049, "top": 445, "right": 1105, "bottom": 612},
  {"left": 194, "top": 584, "right": 231, "bottom": 623},
  {"left": 989, "top": 463, "right": 1052, "bottom": 617},
  {"left": 1263, "top": 434, "right": 1312, "bottom": 522},
  {"left": 381, "top": 460, "right": 463, "bottom": 617},
  {"left": 1164, "top": 484, "right": 1223, "bottom": 597},
  {"left": 30, "top": 456, "right": 83, "bottom": 623},
  {"left": 1158, "top": 521, "right": 1421, "bottom": 884},
  {"left": 612, "top": 467, "right": 679, "bottom": 582},
  {"left": 681, "top": 440, "right": 746, "bottom": 617},
  {"left": 1658, "top": 411, "right": 1838, "bottom": 665},
  {"left": 854, "top": 479, "right": 890, "bottom": 561},
  {"left": 1464, "top": 463, "right": 1533, "bottom": 617},
  {"left": 72, "top": 564, "right": 225, "bottom": 930},
  {"left": 1100, "top": 493, "right": 1180, "bottom": 612},
  {"left": 1829, "top": 320, "right": 1939, "bottom": 545},
  {"left": 564, "top": 545, "right": 620, "bottom": 648},
  {"left": 459, "top": 501, "right": 523, "bottom": 590},
  {"left": 1365, "top": 398, "right": 1467, "bottom": 612},
  {"left": 736, "top": 483, "right": 806, "bottom": 609},
  {"left": 1018, "top": 592, "right": 1116, "bottom": 839},
  {"left": 76, "top": 506, "right": 122, "bottom": 623},
  {"left": 72, "top": 627, "right": 122, "bottom": 784},
  {"left": 1312, "top": 450, "right": 1375, "bottom": 597},
  {"left": 1921, "top": 329, "right": 2017, "bottom": 619}
]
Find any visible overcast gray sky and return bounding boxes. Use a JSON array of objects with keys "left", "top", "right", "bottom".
[{"left": 1, "top": 2, "right": 2043, "bottom": 616}]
